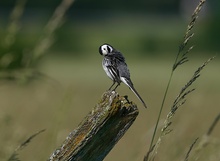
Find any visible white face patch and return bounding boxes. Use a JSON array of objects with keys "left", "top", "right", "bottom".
[{"left": 101, "top": 44, "right": 113, "bottom": 55}]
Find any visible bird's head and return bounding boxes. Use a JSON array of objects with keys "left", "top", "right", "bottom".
[{"left": 99, "top": 44, "right": 114, "bottom": 56}]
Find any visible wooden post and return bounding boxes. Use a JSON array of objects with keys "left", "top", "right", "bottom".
[{"left": 48, "top": 91, "right": 139, "bottom": 161}]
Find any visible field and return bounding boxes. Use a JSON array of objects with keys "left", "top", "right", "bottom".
[
  {"left": 0, "top": 54, "right": 219, "bottom": 161},
  {"left": 0, "top": 1, "right": 220, "bottom": 159}
]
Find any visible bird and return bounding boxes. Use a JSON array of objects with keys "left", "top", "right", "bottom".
[{"left": 99, "top": 43, "right": 147, "bottom": 108}]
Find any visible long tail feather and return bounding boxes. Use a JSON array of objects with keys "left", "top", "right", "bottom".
[
  {"left": 129, "top": 85, "right": 147, "bottom": 108},
  {"left": 121, "top": 77, "right": 147, "bottom": 108}
]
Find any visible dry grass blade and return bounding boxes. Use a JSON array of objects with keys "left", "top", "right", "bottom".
[
  {"left": 145, "top": 1, "right": 207, "bottom": 160},
  {"left": 0, "top": 0, "right": 75, "bottom": 82},
  {"left": 144, "top": 145, "right": 155, "bottom": 161},
  {"left": 2, "top": 0, "right": 27, "bottom": 48},
  {"left": 7, "top": 129, "right": 45, "bottom": 161},
  {"left": 173, "top": 0, "right": 206, "bottom": 71},
  {"left": 185, "top": 0, "right": 206, "bottom": 40},
  {"left": 207, "top": 113, "right": 220, "bottom": 135},
  {"left": 7, "top": 153, "right": 20, "bottom": 161},
  {"left": 184, "top": 138, "right": 199, "bottom": 161},
  {"left": 164, "top": 57, "right": 214, "bottom": 133},
  {"left": 31, "top": 0, "right": 75, "bottom": 63},
  {"left": 148, "top": 57, "right": 214, "bottom": 161},
  {"left": 193, "top": 113, "right": 220, "bottom": 160}
]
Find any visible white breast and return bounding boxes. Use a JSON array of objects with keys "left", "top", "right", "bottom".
[{"left": 102, "top": 61, "right": 114, "bottom": 81}]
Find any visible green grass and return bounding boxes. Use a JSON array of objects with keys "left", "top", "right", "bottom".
[
  {"left": 0, "top": 55, "right": 219, "bottom": 161},
  {"left": 1, "top": 1, "right": 219, "bottom": 159}
]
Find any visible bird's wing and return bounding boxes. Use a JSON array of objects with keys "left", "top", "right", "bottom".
[{"left": 104, "top": 57, "right": 120, "bottom": 82}]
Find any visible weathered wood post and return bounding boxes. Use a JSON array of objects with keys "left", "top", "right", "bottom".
[{"left": 48, "top": 90, "right": 139, "bottom": 161}]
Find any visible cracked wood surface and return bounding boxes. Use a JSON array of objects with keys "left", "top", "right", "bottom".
[{"left": 49, "top": 91, "right": 139, "bottom": 161}]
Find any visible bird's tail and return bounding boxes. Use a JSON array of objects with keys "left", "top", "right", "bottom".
[
  {"left": 129, "top": 85, "right": 147, "bottom": 108},
  {"left": 121, "top": 77, "right": 147, "bottom": 108}
]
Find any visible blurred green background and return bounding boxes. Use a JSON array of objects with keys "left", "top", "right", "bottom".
[{"left": 0, "top": 0, "right": 220, "bottom": 160}]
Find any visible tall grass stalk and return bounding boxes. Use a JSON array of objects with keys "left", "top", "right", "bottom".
[
  {"left": 144, "top": 0, "right": 206, "bottom": 160},
  {"left": 0, "top": 0, "right": 26, "bottom": 71},
  {"left": 2, "top": 0, "right": 27, "bottom": 49},
  {"left": 148, "top": 57, "right": 214, "bottom": 161},
  {"left": 181, "top": 113, "right": 219, "bottom": 161},
  {"left": 30, "top": 0, "right": 75, "bottom": 66},
  {"left": 7, "top": 129, "right": 45, "bottom": 161},
  {"left": 192, "top": 113, "right": 220, "bottom": 160},
  {"left": 184, "top": 138, "right": 199, "bottom": 161},
  {"left": 0, "top": 0, "right": 74, "bottom": 82}
]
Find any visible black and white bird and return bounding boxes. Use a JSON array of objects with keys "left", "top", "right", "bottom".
[{"left": 99, "top": 43, "right": 147, "bottom": 108}]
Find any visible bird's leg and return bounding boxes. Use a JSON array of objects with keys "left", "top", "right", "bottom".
[
  {"left": 112, "top": 83, "right": 120, "bottom": 91},
  {"left": 108, "top": 82, "right": 116, "bottom": 90}
]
